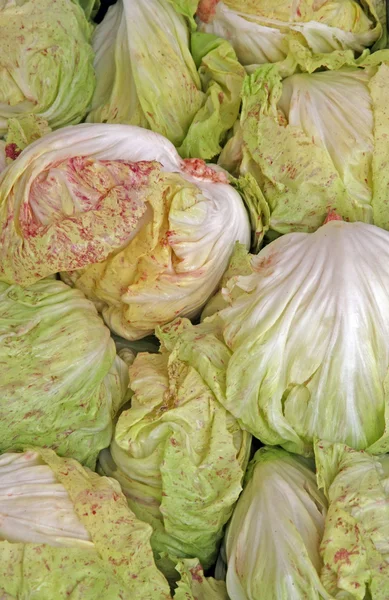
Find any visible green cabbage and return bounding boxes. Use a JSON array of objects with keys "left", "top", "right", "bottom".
[
  {"left": 87, "top": 0, "right": 245, "bottom": 160},
  {"left": 98, "top": 317, "right": 251, "bottom": 580},
  {"left": 197, "top": 220, "right": 389, "bottom": 455},
  {"left": 316, "top": 441, "right": 389, "bottom": 599},
  {"left": 0, "top": 449, "right": 171, "bottom": 599},
  {"left": 0, "top": 278, "right": 129, "bottom": 468},
  {"left": 220, "top": 44, "right": 389, "bottom": 241},
  {"left": 0, "top": 0, "right": 95, "bottom": 136},
  {"left": 0, "top": 123, "right": 250, "bottom": 340},
  {"left": 217, "top": 446, "right": 329, "bottom": 599},
  {"left": 197, "top": 0, "right": 385, "bottom": 66}
]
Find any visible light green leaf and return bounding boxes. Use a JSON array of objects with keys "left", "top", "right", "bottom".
[
  {"left": 167, "top": 0, "right": 199, "bottom": 30},
  {"left": 315, "top": 441, "right": 389, "bottom": 599},
  {"left": 219, "top": 446, "right": 330, "bottom": 600},
  {"left": 74, "top": 0, "right": 101, "bottom": 20},
  {"left": 174, "top": 558, "right": 228, "bottom": 599},
  {"left": 179, "top": 33, "right": 245, "bottom": 160}
]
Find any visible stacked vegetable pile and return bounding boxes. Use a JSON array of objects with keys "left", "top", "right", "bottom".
[{"left": 0, "top": 0, "right": 389, "bottom": 598}]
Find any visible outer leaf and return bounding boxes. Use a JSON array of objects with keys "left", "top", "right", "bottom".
[
  {"left": 174, "top": 558, "right": 228, "bottom": 599},
  {"left": 178, "top": 32, "right": 245, "bottom": 160},
  {"left": 0, "top": 278, "right": 128, "bottom": 468},
  {"left": 167, "top": 0, "right": 199, "bottom": 29},
  {"left": 0, "top": 124, "right": 165, "bottom": 287},
  {"left": 219, "top": 446, "right": 330, "bottom": 600},
  {"left": 74, "top": 0, "right": 101, "bottom": 20},
  {"left": 316, "top": 441, "right": 389, "bottom": 599},
  {"left": 201, "top": 241, "right": 252, "bottom": 320},
  {"left": 228, "top": 172, "right": 270, "bottom": 250}
]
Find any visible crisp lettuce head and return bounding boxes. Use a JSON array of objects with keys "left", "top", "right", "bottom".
[
  {"left": 0, "top": 0, "right": 95, "bottom": 136},
  {"left": 315, "top": 441, "right": 389, "bottom": 599},
  {"left": 197, "top": 220, "right": 389, "bottom": 455},
  {"left": 98, "top": 318, "right": 251, "bottom": 580},
  {"left": 0, "top": 123, "right": 250, "bottom": 340},
  {"left": 0, "top": 278, "right": 129, "bottom": 468},
  {"left": 0, "top": 449, "right": 171, "bottom": 599},
  {"left": 219, "top": 44, "right": 389, "bottom": 241},
  {"left": 217, "top": 446, "right": 329, "bottom": 600},
  {"left": 197, "top": 0, "right": 385, "bottom": 66},
  {"left": 87, "top": 0, "right": 245, "bottom": 160}
]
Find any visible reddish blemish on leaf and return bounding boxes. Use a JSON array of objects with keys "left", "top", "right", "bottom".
[
  {"left": 5, "top": 143, "right": 21, "bottom": 160},
  {"left": 190, "top": 564, "right": 203, "bottom": 583},
  {"left": 253, "top": 252, "right": 277, "bottom": 274},
  {"left": 324, "top": 210, "right": 343, "bottom": 224},
  {"left": 182, "top": 158, "right": 227, "bottom": 183},
  {"left": 197, "top": 0, "right": 220, "bottom": 22},
  {"left": 334, "top": 547, "right": 359, "bottom": 565}
]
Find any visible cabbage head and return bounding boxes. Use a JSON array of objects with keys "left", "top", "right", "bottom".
[
  {"left": 98, "top": 317, "right": 251, "bottom": 580},
  {"left": 217, "top": 446, "right": 329, "bottom": 600},
  {"left": 0, "top": 449, "right": 171, "bottom": 599},
  {"left": 87, "top": 0, "right": 245, "bottom": 160},
  {"left": 197, "top": 0, "right": 385, "bottom": 66},
  {"left": 316, "top": 440, "right": 389, "bottom": 599},
  {"left": 0, "top": 0, "right": 95, "bottom": 136},
  {"left": 220, "top": 44, "right": 389, "bottom": 240},
  {"left": 0, "top": 278, "right": 129, "bottom": 468},
  {"left": 199, "top": 219, "right": 389, "bottom": 455},
  {"left": 0, "top": 124, "right": 250, "bottom": 339}
]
